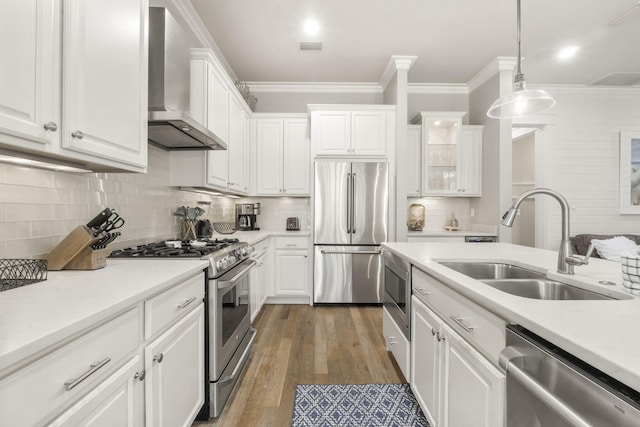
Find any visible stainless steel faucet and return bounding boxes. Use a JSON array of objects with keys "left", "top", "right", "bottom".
[{"left": 500, "top": 188, "right": 591, "bottom": 275}]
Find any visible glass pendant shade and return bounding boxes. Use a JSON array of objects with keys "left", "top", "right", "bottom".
[
  {"left": 487, "top": 83, "right": 556, "bottom": 119},
  {"left": 487, "top": 0, "right": 556, "bottom": 119}
]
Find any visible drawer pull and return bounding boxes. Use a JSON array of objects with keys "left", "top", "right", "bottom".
[
  {"left": 177, "top": 296, "right": 197, "bottom": 309},
  {"left": 153, "top": 353, "right": 164, "bottom": 363},
  {"left": 387, "top": 336, "right": 397, "bottom": 345},
  {"left": 416, "top": 288, "right": 432, "bottom": 296},
  {"left": 436, "top": 332, "right": 445, "bottom": 342},
  {"left": 431, "top": 328, "right": 437, "bottom": 336},
  {"left": 64, "top": 357, "right": 111, "bottom": 391},
  {"left": 286, "top": 243, "right": 297, "bottom": 247},
  {"left": 450, "top": 315, "right": 476, "bottom": 332}
]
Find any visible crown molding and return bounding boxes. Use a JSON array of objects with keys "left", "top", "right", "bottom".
[
  {"left": 467, "top": 57, "right": 517, "bottom": 92},
  {"left": 246, "top": 82, "right": 383, "bottom": 94},
  {"left": 408, "top": 83, "right": 469, "bottom": 95},
  {"left": 380, "top": 55, "right": 418, "bottom": 90}
]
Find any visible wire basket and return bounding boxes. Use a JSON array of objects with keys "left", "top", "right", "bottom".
[
  {"left": 212, "top": 222, "right": 236, "bottom": 234},
  {"left": 0, "top": 259, "right": 47, "bottom": 292}
]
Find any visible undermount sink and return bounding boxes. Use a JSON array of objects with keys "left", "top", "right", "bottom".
[
  {"left": 439, "top": 261, "right": 618, "bottom": 301},
  {"left": 479, "top": 278, "right": 613, "bottom": 300}
]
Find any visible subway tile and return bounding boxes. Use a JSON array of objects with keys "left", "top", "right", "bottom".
[
  {"left": 0, "top": 184, "right": 31, "bottom": 203},
  {"left": 3, "top": 165, "right": 55, "bottom": 188}
]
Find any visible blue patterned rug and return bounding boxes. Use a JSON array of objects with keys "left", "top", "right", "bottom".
[{"left": 291, "top": 383, "right": 429, "bottom": 426}]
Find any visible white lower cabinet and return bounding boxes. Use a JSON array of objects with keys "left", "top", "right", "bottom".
[
  {"left": 48, "top": 356, "right": 144, "bottom": 427},
  {"left": 273, "top": 236, "right": 310, "bottom": 302},
  {"left": 411, "top": 296, "right": 504, "bottom": 427},
  {"left": 144, "top": 304, "right": 205, "bottom": 427},
  {"left": 382, "top": 307, "right": 410, "bottom": 380}
]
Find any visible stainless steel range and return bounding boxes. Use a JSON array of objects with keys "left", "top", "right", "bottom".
[{"left": 110, "top": 238, "right": 256, "bottom": 419}]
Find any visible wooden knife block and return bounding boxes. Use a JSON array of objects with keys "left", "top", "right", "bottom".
[{"left": 47, "top": 226, "right": 106, "bottom": 270}]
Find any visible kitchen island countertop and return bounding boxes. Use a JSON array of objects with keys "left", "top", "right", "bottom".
[{"left": 382, "top": 242, "right": 640, "bottom": 392}]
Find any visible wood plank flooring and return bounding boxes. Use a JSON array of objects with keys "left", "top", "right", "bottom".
[{"left": 194, "top": 304, "right": 406, "bottom": 427}]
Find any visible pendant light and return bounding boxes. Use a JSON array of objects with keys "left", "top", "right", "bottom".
[{"left": 487, "top": 0, "right": 556, "bottom": 119}]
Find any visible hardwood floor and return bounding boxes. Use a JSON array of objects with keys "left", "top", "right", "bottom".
[{"left": 195, "top": 304, "right": 406, "bottom": 427}]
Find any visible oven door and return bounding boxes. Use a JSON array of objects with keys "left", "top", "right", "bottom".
[
  {"left": 210, "top": 258, "right": 255, "bottom": 380},
  {"left": 382, "top": 250, "right": 410, "bottom": 338}
]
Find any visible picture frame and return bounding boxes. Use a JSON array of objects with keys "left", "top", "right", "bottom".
[{"left": 619, "top": 131, "right": 640, "bottom": 214}]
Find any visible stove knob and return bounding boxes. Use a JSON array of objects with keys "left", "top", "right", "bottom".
[
  {"left": 217, "top": 259, "right": 226, "bottom": 270},
  {"left": 228, "top": 256, "right": 237, "bottom": 264},
  {"left": 246, "top": 246, "right": 255, "bottom": 255}
]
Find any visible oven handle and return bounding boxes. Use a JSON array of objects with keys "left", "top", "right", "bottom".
[
  {"left": 217, "top": 260, "right": 256, "bottom": 290},
  {"left": 219, "top": 328, "right": 257, "bottom": 384},
  {"left": 320, "top": 249, "right": 381, "bottom": 255},
  {"left": 505, "top": 356, "right": 591, "bottom": 427}
]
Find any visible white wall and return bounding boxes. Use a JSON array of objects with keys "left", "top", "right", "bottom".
[
  {"left": 251, "top": 90, "right": 382, "bottom": 113},
  {"left": 536, "top": 87, "right": 640, "bottom": 249},
  {"left": 408, "top": 93, "right": 469, "bottom": 123}
]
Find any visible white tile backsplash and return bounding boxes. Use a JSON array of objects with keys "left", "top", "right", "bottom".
[
  {"left": 406, "top": 197, "right": 471, "bottom": 231},
  {"left": 0, "top": 145, "right": 313, "bottom": 259}
]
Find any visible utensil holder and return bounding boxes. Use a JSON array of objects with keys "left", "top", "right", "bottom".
[{"left": 182, "top": 219, "right": 197, "bottom": 240}]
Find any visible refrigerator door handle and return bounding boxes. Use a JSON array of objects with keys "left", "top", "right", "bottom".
[
  {"left": 320, "top": 249, "right": 381, "bottom": 255},
  {"left": 346, "top": 172, "right": 352, "bottom": 233},
  {"left": 351, "top": 173, "right": 356, "bottom": 234}
]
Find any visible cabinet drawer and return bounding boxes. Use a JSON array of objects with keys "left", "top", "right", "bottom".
[
  {"left": 382, "top": 307, "right": 410, "bottom": 380},
  {"left": 0, "top": 307, "right": 140, "bottom": 427},
  {"left": 275, "top": 236, "right": 308, "bottom": 249},
  {"left": 412, "top": 267, "right": 505, "bottom": 364},
  {"left": 145, "top": 273, "right": 204, "bottom": 340},
  {"left": 252, "top": 237, "right": 269, "bottom": 254}
]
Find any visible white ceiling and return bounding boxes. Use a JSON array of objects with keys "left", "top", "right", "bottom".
[{"left": 190, "top": 0, "right": 640, "bottom": 86}]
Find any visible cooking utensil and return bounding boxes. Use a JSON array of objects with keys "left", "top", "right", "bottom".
[
  {"left": 175, "top": 206, "right": 187, "bottom": 218},
  {"left": 95, "top": 212, "right": 125, "bottom": 235},
  {"left": 186, "top": 206, "right": 198, "bottom": 220},
  {"left": 194, "top": 207, "right": 205, "bottom": 218},
  {"left": 91, "top": 231, "right": 120, "bottom": 250}
]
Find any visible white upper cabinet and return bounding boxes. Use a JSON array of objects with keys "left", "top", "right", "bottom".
[
  {"left": 254, "top": 115, "right": 310, "bottom": 196},
  {"left": 310, "top": 105, "right": 395, "bottom": 158},
  {"left": 0, "top": 0, "right": 148, "bottom": 172},
  {"left": 412, "top": 112, "right": 482, "bottom": 197},
  {"left": 0, "top": 1, "right": 59, "bottom": 153},
  {"left": 173, "top": 50, "right": 250, "bottom": 195}
]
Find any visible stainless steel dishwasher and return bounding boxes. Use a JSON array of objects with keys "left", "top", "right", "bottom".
[{"left": 500, "top": 325, "right": 640, "bottom": 426}]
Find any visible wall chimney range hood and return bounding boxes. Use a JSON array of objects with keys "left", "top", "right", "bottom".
[{"left": 147, "top": 7, "right": 226, "bottom": 151}]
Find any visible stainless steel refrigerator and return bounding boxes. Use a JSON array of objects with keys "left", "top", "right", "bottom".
[{"left": 314, "top": 161, "right": 389, "bottom": 303}]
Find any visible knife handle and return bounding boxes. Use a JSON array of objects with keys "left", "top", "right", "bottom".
[{"left": 86, "top": 208, "right": 112, "bottom": 230}]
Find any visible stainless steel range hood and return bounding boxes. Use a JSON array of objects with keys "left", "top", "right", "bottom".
[{"left": 148, "top": 7, "right": 226, "bottom": 151}]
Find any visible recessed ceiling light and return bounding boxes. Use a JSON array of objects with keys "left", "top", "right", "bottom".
[
  {"left": 557, "top": 46, "right": 580, "bottom": 60},
  {"left": 303, "top": 19, "right": 320, "bottom": 36}
]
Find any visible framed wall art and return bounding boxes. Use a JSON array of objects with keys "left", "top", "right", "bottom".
[{"left": 620, "top": 131, "right": 640, "bottom": 214}]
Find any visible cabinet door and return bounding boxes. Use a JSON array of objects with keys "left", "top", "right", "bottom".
[
  {"left": 421, "top": 113, "right": 464, "bottom": 196},
  {"left": 441, "top": 323, "right": 504, "bottom": 427},
  {"left": 411, "top": 297, "right": 441, "bottom": 427},
  {"left": 406, "top": 125, "right": 422, "bottom": 196},
  {"left": 249, "top": 262, "right": 259, "bottom": 322},
  {"left": 255, "top": 119, "right": 284, "bottom": 195},
  {"left": 207, "top": 66, "right": 229, "bottom": 143},
  {"left": 62, "top": 0, "right": 147, "bottom": 170},
  {"left": 259, "top": 251, "right": 272, "bottom": 304},
  {"left": 351, "top": 111, "right": 386, "bottom": 156},
  {"left": 145, "top": 304, "right": 204, "bottom": 427},
  {"left": 282, "top": 119, "right": 310, "bottom": 195},
  {"left": 227, "top": 96, "right": 244, "bottom": 192},
  {"left": 459, "top": 126, "right": 483, "bottom": 197},
  {"left": 313, "top": 111, "right": 351, "bottom": 156},
  {"left": 275, "top": 251, "right": 308, "bottom": 296},
  {"left": 47, "top": 357, "right": 144, "bottom": 427},
  {"left": 207, "top": 150, "right": 228, "bottom": 189},
  {"left": 0, "top": 0, "right": 59, "bottom": 151},
  {"left": 241, "top": 110, "right": 251, "bottom": 193}
]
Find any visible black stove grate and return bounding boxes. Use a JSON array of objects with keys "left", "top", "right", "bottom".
[{"left": 109, "top": 238, "right": 240, "bottom": 258}]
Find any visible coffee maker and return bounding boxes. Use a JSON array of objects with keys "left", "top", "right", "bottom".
[{"left": 235, "top": 203, "right": 260, "bottom": 230}]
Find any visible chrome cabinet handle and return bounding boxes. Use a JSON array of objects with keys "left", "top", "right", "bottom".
[
  {"left": 286, "top": 243, "right": 297, "bottom": 247},
  {"left": 153, "top": 353, "right": 164, "bottom": 363},
  {"left": 134, "top": 370, "right": 146, "bottom": 381},
  {"left": 64, "top": 357, "right": 111, "bottom": 391},
  {"left": 450, "top": 315, "right": 475, "bottom": 332},
  {"left": 387, "top": 336, "right": 397, "bottom": 345},
  {"left": 177, "top": 296, "right": 197, "bottom": 309},
  {"left": 431, "top": 328, "right": 437, "bottom": 336},
  {"left": 71, "top": 130, "right": 84, "bottom": 139},
  {"left": 283, "top": 189, "right": 287, "bottom": 193},
  {"left": 43, "top": 122, "right": 58, "bottom": 132},
  {"left": 436, "top": 332, "right": 445, "bottom": 342}
]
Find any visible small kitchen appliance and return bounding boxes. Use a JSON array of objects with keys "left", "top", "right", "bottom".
[
  {"left": 235, "top": 203, "right": 260, "bottom": 231},
  {"left": 286, "top": 217, "right": 300, "bottom": 231}
]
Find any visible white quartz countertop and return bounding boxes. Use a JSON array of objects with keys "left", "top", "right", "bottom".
[
  {"left": 382, "top": 242, "right": 640, "bottom": 391},
  {"left": 407, "top": 230, "right": 497, "bottom": 237},
  {"left": 0, "top": 259, "right": 208, "bottom": 372},
  {"left": 212, "top": 229, "right": 311, "bottom": 245}
]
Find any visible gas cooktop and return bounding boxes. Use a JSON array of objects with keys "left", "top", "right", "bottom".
[{"left": 109, "top": 238, "right": 241, "bottom": 258}]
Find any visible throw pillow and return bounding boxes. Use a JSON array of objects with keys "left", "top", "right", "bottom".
[{"left": 590, "top": 236, "right": 639, "bottom": 262}]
